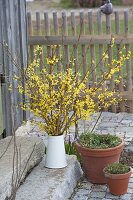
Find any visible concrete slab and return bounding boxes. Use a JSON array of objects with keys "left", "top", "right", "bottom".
[
  {"left": 16, "top": 155, "right": 83, "bottom": 200},
  {"left": 0, "top": 136, "right": 45, "bottom": 200}
]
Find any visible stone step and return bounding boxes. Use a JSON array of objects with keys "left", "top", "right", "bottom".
[
  {"left": 16, "top": 155, "right": 83, "bottom": 200},
  {"left": 0, "top": 136, "right": 45, "bottom": 200}
]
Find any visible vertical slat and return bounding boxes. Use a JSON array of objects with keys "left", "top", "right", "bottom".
[
  {"left": 53, "top": 11, "right": 61, "bottom": 72},
  {"left": 106, "top": 14, "right": 116, "bottom": 112},
  {"left": 0, "top": 0, "right": 27, "bottom": 136},
  {"left": 62, "top": 11, "right": 69, "bottom": 69},
  {"left": 88, "top": 10, "right": 93, "bottom": 35},
  {"left": 36, "top": 12, "right": 41, "bottom": 35},
  {"left": 19, "top": 0, "right": 28, "bottom": 120},
  {"left": 44, "top": 12, "right": 51, "bottom": 58},
  {"left": 97, "top": 11, "right": 104, "bottom": 77},
  {"left": 80, "top": 11, "right": 87, "bottom": 76},
  {"left": 3, "top": 0, "right": 14, "bottom": 135},
  {"left": 27, "top": 12, "right": 34, "bottom": 62},
  {"left": 36, "top": 12, "right": 43, "bottom": 69},
  {"left": 71, "top": 12, "right": 78, "bottom": 73},
  {"left": 9, "top": 0, "right": 17, "bottom": 130},
  {"left": 124, "top": 10, "right": 133, "bottom": 112},
  {"left": 0, "top": 80, "right": 3, "bottom": 135},
  {"left": 97, "top": 11, "right": 108, "bottom": 112},
  {"left": 13, "top": 0, "right": 23, "bottom": 126},
  {"left": 115, "top": 10, "right": 125, "bottom": 112},
  {"left": 71, "top": 12, "right": 79, "bottom": 137},
  {"left": 88, "top": 11, "right": 96, "bottom": 84},
  {"left": 44, "top": 12, "right": 50, "bottom": 36},
  {"left": 0, "top": 0, "right": 5, "bottom": 135}
]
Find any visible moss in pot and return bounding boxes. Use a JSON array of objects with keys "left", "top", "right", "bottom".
[
  {"left": 76, "top": 132, "right": 124, "bottom": 184},
  {"left": 103, "top": 162, "right": 132, "bottom": 195},
  {"left": 79, "top": 133, "right": 122, "bottom": 149}
]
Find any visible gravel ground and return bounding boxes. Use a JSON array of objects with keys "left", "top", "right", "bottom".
[
  {"left": 120, "top": 150, "right": 133, "bottom": 167},
  {"left": 120, "top": 138, "right": 133, "bottom": 168}
]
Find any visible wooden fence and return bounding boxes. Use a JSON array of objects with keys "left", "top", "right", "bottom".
[
  {"left": 0, "top": 0, "right": 27, "bottom": 137},
  {"left": 27, "top": 9, "right": 133, "bottom": 113}
]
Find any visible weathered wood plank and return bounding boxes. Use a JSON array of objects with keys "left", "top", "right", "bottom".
[
  {"left": 106, "top": 14, "right": 116, "bottom": 113},
  {"left": 19, "top": 0, "right": 28, "bottom": 121},
  {"left": 62, "top": 11, "right": 69, "bottom": 68},
  {"left": 36, "top": 12, "right": 41, "bottom": 35},
  {"left": 28, "top": 34, "right": 133, "bottom": 45},
  {"left": 27, "top": 12, "right": 34, "bottom": 62},
  {"left": 124, "top": 10, "right": 133, "bottom": 112},
  {"left": 1, "top": 0, "right": 13, "bottom": 136},
  {"left": 36, "top": 11, "right": 44, "bottom": 69},
  {"left": 53, "top": 11, "right": 61, "bottom": 72},
  {"left": 80, "top": 11, "right": 87, "bottom": 76},
  {"left": 97, "top": 11, "right": 104, "bottom": 77},
  {"left": 0, "top": 0, "right": 27, "bottom": 136},
  {"left": 115, "top": 10, "right": 125, "bottom": 112},
  {"left": 121, "top": 91, "right": 133, "bottom": 100},
  {"left": 71, "top": 12, "right": 78, "bottom": 73},
  {"left": 44, "top": 12, "right": 51, "bottom": 59},
  {"left": 0, "top": 80, "right": 3, "bottom": 135},
  {"left": 88, "top": 11, "right": 96, "bottom": 84}
]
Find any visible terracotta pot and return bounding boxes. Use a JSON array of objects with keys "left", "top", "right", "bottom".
[
  {"left": 104, "top": 168, "right": 132, "bottom": 195},
  {"left": 76, "top": 140, "right": 124, "bottom": 184}
]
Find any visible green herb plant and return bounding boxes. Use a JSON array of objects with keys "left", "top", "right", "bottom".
[
  {"left": 104, "top": 163, "right": 130, "bottom": 174},
  {"left": 79, "top": 133, "right": 122, "bottom": 149},
  {"left": 65, "top": 142, "right": 81, "bottom": 161}
]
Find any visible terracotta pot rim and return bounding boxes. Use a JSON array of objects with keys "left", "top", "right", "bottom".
[
  {"left": 103, "top": 167, "right": 132, "bottom": 180},
  {"left": 76, "top": 138, "right": 124, "bottom": 152}
]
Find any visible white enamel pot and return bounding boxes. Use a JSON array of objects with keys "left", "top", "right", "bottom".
[{"left": 45, "top": 134, "right": 67, "bottom": 168}]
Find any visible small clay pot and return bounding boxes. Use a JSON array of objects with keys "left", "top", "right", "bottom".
[
  {"left": 76, "top": 140, "right": 124, "bottom": 184},
  {"left": 103, "top": 167, "right": 132, "bottom": 195}
]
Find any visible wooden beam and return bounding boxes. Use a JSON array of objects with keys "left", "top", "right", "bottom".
[
  {"left": 120, "top": 91, "right": 133, "bottom": 101},
  {"left": 28, "top": 34, "right": 133, "bottom": 45}
]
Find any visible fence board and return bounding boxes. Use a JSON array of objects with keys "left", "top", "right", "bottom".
[
  {"left": 106, "top": 14, "right": 116, "bottom": 112},
  {"left": 88, "top": 11, "right": 96, "bottom": 84},
  {"left": 28, "top": 34, "right": 133, "bottom": 45},
  {"left": 27, "top": 12, "right": 34, "bottom": 62},
  {"left": 115, "top": 10, "right": 125, "bottom": 112},
  {"left": 62, "top": 11, "right": 69, "bottom": 69},
  {"left": 0, "top": 80, "right": 3, "bottom": 135},
  {"left": 36, "top": 11, "right": 44, "bottom": 69},
  {"left": 53, "top": 12, "right": 62, "bottom": 72},
  {"left": 80, "top": 11, "right": 87, "bottom": 76},
  {"left": 44, "top": 11, "right": 52, "bottom": 70},
  {"left": 0, "top": 0, "right": 27, "bottom": 136},
  {"left": 97, "top": 11, "right": 104, "bottom": 77},
  {"left": 124, "top": 10, "right": 133, "bottom": 112},
  {"left": 71, "top": 12, "right": 78, "bottom": 73}
]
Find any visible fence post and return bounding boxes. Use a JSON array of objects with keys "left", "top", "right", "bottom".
[
  {"left": 0, "top": 77, "right": 3, "bottom": 136},
  {"left": 0, "top": 0, "right": 27, "bottom": 136}
]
